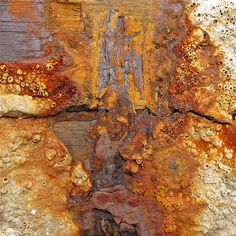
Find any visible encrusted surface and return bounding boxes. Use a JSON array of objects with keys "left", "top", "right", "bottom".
[
  {"left": 0, "top": 0, "right": 184, "bottom": 116},
  {"left": 171, "top": 0, "right": 236, "bottom": 123},
  {"left": 0, "top": 118, "right": 91, "bottom": 236},
  {"left": 0, "top": 0, "right": 236, "bottom": 235},
  {"left": 150, "top": 113, "right": 236, "bottom": 235}
]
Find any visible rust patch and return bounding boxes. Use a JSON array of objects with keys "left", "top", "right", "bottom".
[
  {"left": 1, "top": 0, "right": 236, "bottom": 235},
  {"left": 219, "top": 125, "right": 236, "bottom": 169},
  {"left": 8, "top": 0, "right": 36, "bottom": 19},
  {"left": 122, "top": 113, "right": 205, "bottom": 235},
  {"left": 170, "top": 3, "right": 236, "bottom": 124},
  {"left": 170, "top": 17, "right": 223, "bottom": 115},
  {"left": 119, "top": 112, "right": 236, "bottom": 235},
  {"left": 171, "top": 18, "right": 222, "bottom": 95},
  {"left": 0, "top": 49, "right": 80, "bottom": 116},
  {"left": 47, "top": 0, "right": 185, "bottom": 114}
]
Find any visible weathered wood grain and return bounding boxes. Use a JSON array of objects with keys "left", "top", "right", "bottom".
[
  {"left": 0, "top": 0, "right": 50, "bottom": 61},
  {"left": 53, "top": 120, "right": 92, "bottom": 160}
]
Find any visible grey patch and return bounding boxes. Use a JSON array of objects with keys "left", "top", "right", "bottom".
[
  {"left": 0, "top": 0, "right": 51, "bottom": 62},
  {"left": 91, "top": 155, "right": 125, "bottom": 190},
  {"left": 53, "top": 121, "right": 92, "bottom": 161}
]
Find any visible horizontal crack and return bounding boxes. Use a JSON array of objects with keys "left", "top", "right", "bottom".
[
  {"left": 0, "top": 102, "right": 232, "bottom": 128},
  {"left": 170, "top": 108, "right": 230, "bottom": 125}
]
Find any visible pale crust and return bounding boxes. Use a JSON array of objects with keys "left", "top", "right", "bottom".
[{"left": 0, "top": 118, "right": 91, "bottom": 236}]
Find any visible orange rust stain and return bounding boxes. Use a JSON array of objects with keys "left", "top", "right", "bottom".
[
  {"left": 46, "top": 0, "right": 185, "bottom": 113},
  {"left": 3, "top": 0, "right": 185, "bottom": 115},
  {"left": 3, "top": 0, "right": 236, "bottom": 234},
  {"left": 121, "top": 113, "right": 208, "bottom": 235},
  {"left": 89, "top": 108, "right": 129, "bottom": 143},
  {"left": 195, "top": 139, "right": 212, "bottom": 153},
  {"left": 169, "top": 13, "right": 227, "bottom": 122},
  {"left": 153, "top": 113, "right": 189, "bottom": 145},
  {"left": 127, "top": 146, "right": 206, "bottom": 235},
  {"left": 8, "top": 0, "right": 35, "bottom": 19},
  {"left": 11, "top": 121, "right": 73, "bottom": 212},
  {"left": 220, "top": 125, "right": 236, "bottom": 152},
  {"left": 143, "top": 0, "right": 184, "bottom": 114},
  {"left": 7, "top": 0, "right": 47, "bottom": 39},
  {"left": 120, "top": 131, "right": 147, "bottom": 160},
  {"left": 153, "top": 149, "right": 205, "bottom": 235},
  {"left": 169, "top": 8, "right": 236, "bottom": 124},
  {"left": 0, "top": 119, "right": 81, "bottom": 235},
  {"left": 0, "top": 50, "right": 79, "bottom": 115},
  {"left": 219, "top": 125, "right": 236, "bottom": 168},
  {"left": 171, "top": 18, "right": 222, "bottom": 96}
]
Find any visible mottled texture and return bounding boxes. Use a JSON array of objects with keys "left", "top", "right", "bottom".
[
  {"left": 171, "top": 0, "right": 236, "bottom": 124},
  {"left": 0, "top": 0, "right": 236, "bottom": 235},
  {"left": 0, "top": 0, "right": 50, "bottom": 61},
  {"left": 0, "top": 118, "right": 91, "bottom": 236}
]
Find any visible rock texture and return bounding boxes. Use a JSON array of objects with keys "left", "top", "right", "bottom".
[
  {"left": 171, "top": 0, "right": 236, "bottom": 124},
  {"left": 0, "top": 0, "right": 236, "bottom": 236},
  {"left": 0, "top": 118, "right": 90, "bottom": 236}
]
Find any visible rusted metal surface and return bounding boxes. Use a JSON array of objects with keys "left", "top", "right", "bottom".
[
  {"left": 0, "top": 55, "right": 79, "bottom": 116},
  {"left": 0, "top": 0, "right": 184, "bottom": 116},
  {"left": 0, "top": 0, "right": 236, "bottom": 235}
]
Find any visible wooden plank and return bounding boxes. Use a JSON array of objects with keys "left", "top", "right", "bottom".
[
  {"left": 53, "top": 120, "right": 92, "bottom": 161},
  {"left": 0, "top": 0, "right": 50, "bottom": 61}
]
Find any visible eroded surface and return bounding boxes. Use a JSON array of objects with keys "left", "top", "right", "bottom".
[
  {"left": 0, "top": 0, "right": 184, "bottom": 116},
  {"left": 171, "top": 0, "right": 236, "bottom": 123},
  {"left": 0, "top": 118, "right": 91, "bottom": 236},
  {"left": 0, "top": 0, "right": 236, "bottom": 235}
]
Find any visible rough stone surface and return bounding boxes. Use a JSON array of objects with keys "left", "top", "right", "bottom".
[
  {"left": 0, "top": 0, "right": 236, "bottom": 236},
  {"left": 171, "top": 0, "right": 236, "bottom": 123},
  {"left": 0, "top": 118, "right": 91, "bottom": 236}
]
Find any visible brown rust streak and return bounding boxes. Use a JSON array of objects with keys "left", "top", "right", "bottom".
[{"left": 120, "top": 113, "right": 206, "bottom": 235}]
